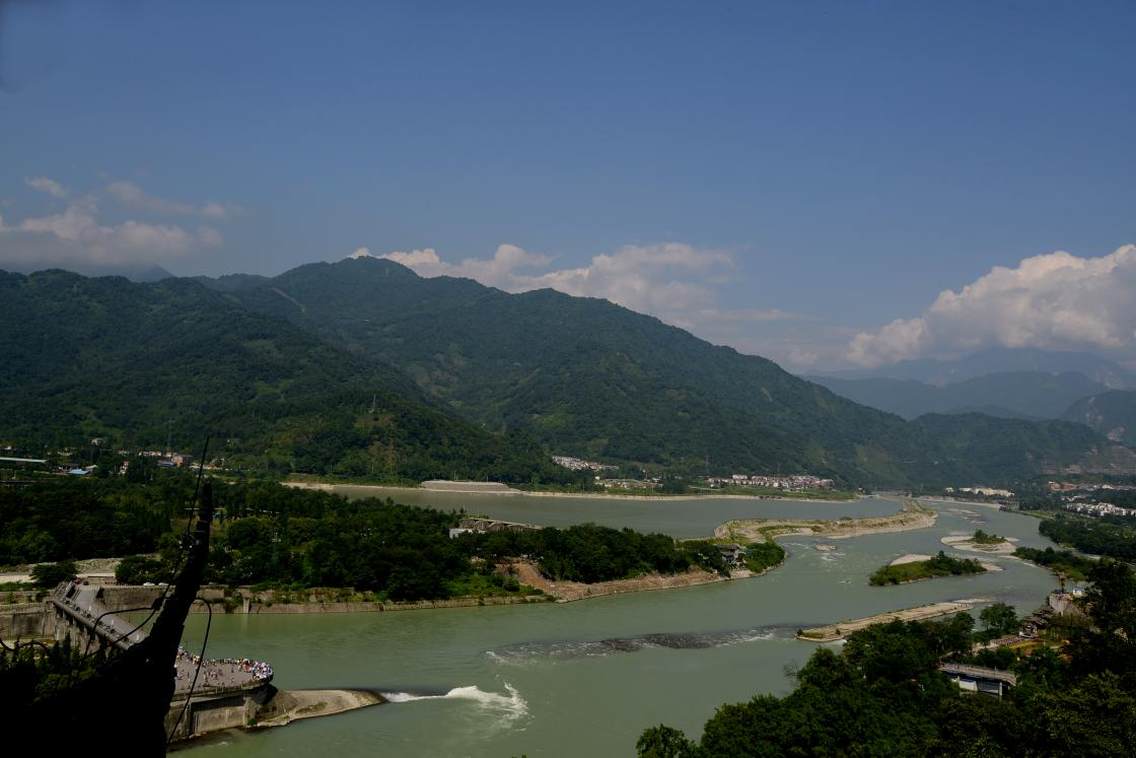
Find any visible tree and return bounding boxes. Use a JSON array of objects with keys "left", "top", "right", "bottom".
[
  {"left": 978, "top": 602, "right": 1019, "bottom": 639},
  {"left": 636, "top": 725, "right": 697, "bottom": 758},
  {"left": 114, "top": 555, "right": 165, "bottom": 585},
  {"left": 31, "top": 560, "right": 77, "bottom": 589}
]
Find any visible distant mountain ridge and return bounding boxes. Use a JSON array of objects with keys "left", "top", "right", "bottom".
[
  {"left": 4, "top": 260, "right": 1128, "bottom": 487},
  {"left": 820, "top": 347, "right": 1135, "bottom": 390},
  {"left": 808, "top": 371, "right": 1109, "bottom": 421},
  {"left": 1063, "top": 390, "right": 1136, "bottom": 447},
  {"left": 200, "top": 256, "right": 1123, "bottom": 486}
]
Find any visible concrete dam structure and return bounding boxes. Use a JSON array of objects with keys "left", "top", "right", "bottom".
[{"left": 35, "top": 581, "right": 382, "bottom": 743}]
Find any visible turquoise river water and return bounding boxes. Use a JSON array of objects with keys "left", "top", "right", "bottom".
[{"left": 185, "top": 494, "right": 1059, "bottom": 757}]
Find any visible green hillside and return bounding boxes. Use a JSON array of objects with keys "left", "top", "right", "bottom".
[
  {"left": 0, "top": 270, "right": 561, "bottom": 483},
  {"left": 212, "top": 257, "right": 1109, "bottom": 486},
  {"left": 1063, "top": 390, "right": 1136, "bottom": 446}
]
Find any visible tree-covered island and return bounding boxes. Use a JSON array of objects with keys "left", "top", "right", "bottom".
[{"left": 869, "top": 552, "right": 986, "bottom": 586}]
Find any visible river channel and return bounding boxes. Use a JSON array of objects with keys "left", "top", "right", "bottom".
[{"left": 185, "top": 496, "right": 1060, "bottom": 757}]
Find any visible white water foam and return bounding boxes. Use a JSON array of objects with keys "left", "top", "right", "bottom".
[{"left": 380, "top": 683, "right": 528, "bottom": 724}]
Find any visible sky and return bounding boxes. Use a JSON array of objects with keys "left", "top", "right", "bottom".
[{"left": 1, "top": 1, "right": 1134, "bottom": 371}]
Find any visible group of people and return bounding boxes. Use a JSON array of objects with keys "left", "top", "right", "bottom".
[{"left": 173, "top": 645, "right": 273, "bottom": 690}]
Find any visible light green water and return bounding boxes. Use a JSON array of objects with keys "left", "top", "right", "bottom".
[
  {"left": 327, "top": 486, "right": 899, "bottom": 538},
  {"left": 185, "top": 499, "right": 1058, "bottom": 758}
]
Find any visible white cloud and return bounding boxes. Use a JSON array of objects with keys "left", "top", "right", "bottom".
[
  {"left": 353, "top": 242, "right": 824, "bottom": 365},
  {"left": 379, "top": 244, "right": 552, "bottom": 289},
  {"left": 0, "top": 195, "right": 216, "bottom": 267},
  {"left": 367, "top": 242, "right": 733, "bottom": 320},
  {"left": 106, "top": 180, "right": 240, "bottom": 219},
  {"left": 848, "top": 245, "right": 1136, "bottom": 367},
  {"left": 25, "top": 176, "right": 67, "bottom": 198}
]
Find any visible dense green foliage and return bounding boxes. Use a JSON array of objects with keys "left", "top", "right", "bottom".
[
  {"left": 114, "top": 555, "right": 166, "bottom": 585},
  {"left": 0, "top": 270, "right": 567, "bottom": 484},
  {"left": 2, "top": 478, "right": 725, "bottom": 599},
  {"left": 869, "top": 551, "right": 986, "bottom": 586},
  {"left": 1063, "top": 389, "right": 1136, "bottom": 446},
  {"left": 0, "top": 478, "right": 174, "bottom": 566},
  {"left": 30, "top": 561, "right": 77, "bottom": 589},
  {"left": 1039, "top": 515, "right": 1136, "bottom": 561},
  {"left": 213, "top": 257, "right": 1108, "bottom": 487},
  {"left": 0, "top": 638, "right": 105, "bottom": 714},
  {"left": 972, "top": 529, "right": 1006, "bottom": 544},
  {"left": 1014, "top": 546, "right": 1098, "bottom": 582},
  {"left": 743, "top": 542, "right": 785, "bottom": 574},
  {"left": 977, "top": 602, "right": 1021, "bottom": 641},
  {"left": 459, "top": 525, "right": 729, "bottom": 583},
  {"left": 638, "top": 562, "right": 1136, "bottom": 757}
]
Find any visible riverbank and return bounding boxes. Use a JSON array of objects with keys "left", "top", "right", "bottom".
[
  {"left": 797, "top": 599, "right": 983, "bottom": 642},
  {"left": 509, "top": 561, "right": 750, "bottom": 602},
  {"left": 714, "top": 498, "right": 936, "bottom": 544},
  {"left": 283, "top": 480, "right": 862, "bottom": 503},
  {"left": 941, "top": 533, "right": 1018, "bottom": 555}
]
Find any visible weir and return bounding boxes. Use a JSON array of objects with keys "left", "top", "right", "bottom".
[
  {"left": 48, "top": 579, "right": 283, "bottom": 741},
  {"left": 43, "top": 578, "right": 383, "bottom": 742}
]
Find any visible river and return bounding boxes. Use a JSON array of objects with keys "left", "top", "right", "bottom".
[{"left": 184, "top": 497, "right": 1059, "bottom": 757}]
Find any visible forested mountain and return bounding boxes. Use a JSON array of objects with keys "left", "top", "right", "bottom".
[
  {"left": 0, "top": 270, "right": 561, "bottom": 483},
  {"left": 810, "top": 371, "right": 1106, "bottom": 420},
  {"left": 205, "top": 256, "right": 1113, "bottom": 487},
  {"left": 1063, "top": 390, "right": 1136, "bottom": 446}
]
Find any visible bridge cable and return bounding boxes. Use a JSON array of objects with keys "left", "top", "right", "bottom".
[
  {"left": 166, "top": 596, "right": 212, "bottom": 745},
  {"left": 75, "top": 435, "right": 213, "bottom": 669}
]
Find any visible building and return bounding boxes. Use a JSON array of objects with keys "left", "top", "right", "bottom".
[
  {"left": 939, "top": 663, "right": 1017, "bottom": 698},
  {"left": 717, "top": 544, "right": 746, "bottom": 568}
]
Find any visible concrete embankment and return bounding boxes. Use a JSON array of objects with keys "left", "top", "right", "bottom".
[
  {"left": 0, "top": 600, "right": 53, "bottom": 641},
  {"left": 89, "top": 584, "right": 550, "bottom": 615},
  {"left": 167, "top": 686, "right": 384, "bottom": 745},
  {"left": 252, "top": 688, "right": 384, "bottom": 727},
  {"left": 797, "top": 599, "right": 982, "bottom": 642}
]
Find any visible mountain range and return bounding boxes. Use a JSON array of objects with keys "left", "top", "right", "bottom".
[
  {"left": 0, "top": 269, "right": 560, "bottom": 483},
  {"left": 3, "top": 258, "right": 1133, "bottom": 487},
  {"left": 1063, "top": 390, "right": 1136, "bottom": 447},
  {"left": 807, "top": 371, "right": 1113, "bottom": 421}
]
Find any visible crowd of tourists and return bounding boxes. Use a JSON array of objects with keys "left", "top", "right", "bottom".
[{"left": 173, "top": 645, "right": 273, "bottom": 691}]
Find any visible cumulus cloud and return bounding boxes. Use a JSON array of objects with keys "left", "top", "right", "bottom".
[
  {"left": 25, "top": 176, "right": 67, "bottom": 198},
  {"left": 349, "top": 242, "right": 830, "bottom": 366},
  {"left": 357, "top": 242, "right": 738, "bottom": 321},
  {"left": 107, "top": 180, "right": 240, "bottom": 219},
  {"left": 376, "top": 244, "right": 552, "bottom": 287},
  {"left": 0, "top": 194, "right": 220, "bottom": 268},
  {"left": 848, "top": 245, "right": 1136, "bottom": 367}
]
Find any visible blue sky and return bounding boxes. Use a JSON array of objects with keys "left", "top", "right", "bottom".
[{"left": 2, "top": 1, "right": 1134, "bottom": 370}]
